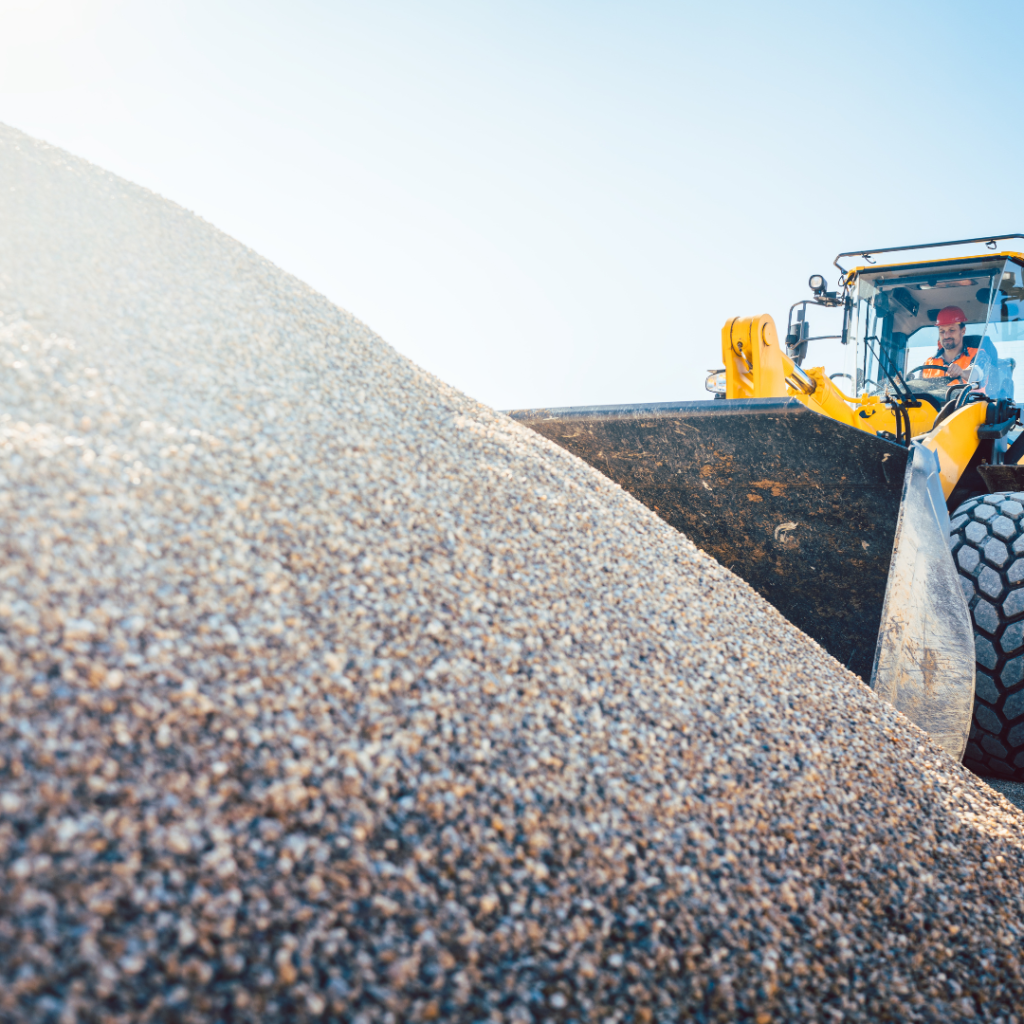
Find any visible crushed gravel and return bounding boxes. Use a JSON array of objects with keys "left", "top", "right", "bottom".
[
  {"left": 982, "top": 777, "right": 1024, "bottom": 813},
  {"left": 2, "top": 121, "right": 1024, "bottom": 1023}
]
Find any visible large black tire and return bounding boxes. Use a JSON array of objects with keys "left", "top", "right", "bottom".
[{"left": 950, "top": 491, "right": 1024, "bottom": 778}]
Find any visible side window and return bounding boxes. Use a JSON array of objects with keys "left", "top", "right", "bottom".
[{"left": 981, "top": 263, "right": 1024, "bottom": 400}]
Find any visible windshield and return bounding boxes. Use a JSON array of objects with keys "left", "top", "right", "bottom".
[{"left": 848, "top": 257, "right": 1022, "bottom": 400}]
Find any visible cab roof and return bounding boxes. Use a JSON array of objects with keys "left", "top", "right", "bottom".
[{"left": 845, "top": 251, "right": 1024, "bottom": 286}]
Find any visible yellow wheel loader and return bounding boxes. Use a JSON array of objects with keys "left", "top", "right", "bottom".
[{"left": 512, "top": 235, "right": 1024, "bottom": 780}]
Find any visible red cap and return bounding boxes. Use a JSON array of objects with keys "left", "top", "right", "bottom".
[{"left": 936, "top": 305, "right": 967, "bottom": 326}]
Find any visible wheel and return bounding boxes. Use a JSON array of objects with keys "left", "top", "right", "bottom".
[{"left": 950, "top": 491, "right": 1024, "bottom": 779}]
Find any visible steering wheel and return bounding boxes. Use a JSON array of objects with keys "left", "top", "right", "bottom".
[{"left": 905, "top": 364, "right": 931, "bottom": 380}]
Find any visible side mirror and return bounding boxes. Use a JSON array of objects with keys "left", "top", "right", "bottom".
[{"left": 786, "top": 309, "right": 810, "bottom": 365}]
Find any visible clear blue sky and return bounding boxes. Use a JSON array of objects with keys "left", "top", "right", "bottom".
[{"left": 1, "top": 1, "right": 1018, "bottom": 408}]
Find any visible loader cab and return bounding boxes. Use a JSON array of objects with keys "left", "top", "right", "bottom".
[{"left": 846, "top": 254, "right": 1024, "bottom": 403}]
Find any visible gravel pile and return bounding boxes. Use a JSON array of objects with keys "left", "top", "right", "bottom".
[{"left": 2, "top": 122, "right": 1024, "bottom": 1023}]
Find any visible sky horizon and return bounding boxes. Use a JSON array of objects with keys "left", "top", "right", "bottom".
[{"left": 1, "top": 0, "right": 1019, "bottom": 410}]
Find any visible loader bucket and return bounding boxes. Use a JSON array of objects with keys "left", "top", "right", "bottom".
[{"left": 510, "top": 397, "right": 975, "bottom": 759}]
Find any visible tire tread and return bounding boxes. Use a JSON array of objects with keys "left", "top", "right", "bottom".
[{"left": 952, "top": 490, "right": 1024, "bottom": 779}]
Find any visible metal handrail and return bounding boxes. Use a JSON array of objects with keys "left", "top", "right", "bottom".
[{"left": 833, "top": 234, "right": 1024, "bottom": 275}]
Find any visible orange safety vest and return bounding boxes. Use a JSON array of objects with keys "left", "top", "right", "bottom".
[{"left": 922, "top": 346, "right": 978, "bottom": 379}]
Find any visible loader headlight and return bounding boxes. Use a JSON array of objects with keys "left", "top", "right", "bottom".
[
  {"left": 808, "top": 274, "right": 826, "bottom": 295},
  {"left": 705, "top": 369, "right": 727, "bottom": 395}
]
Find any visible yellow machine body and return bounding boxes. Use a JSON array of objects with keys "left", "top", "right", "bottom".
[
  {"left": 721, "top": 313, "right": 989, "bottom": 498},
  {"left": 514, "top": 247, "right": 1024, "bottom": 766}
]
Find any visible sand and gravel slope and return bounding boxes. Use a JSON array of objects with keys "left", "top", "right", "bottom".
[{"left": 1, "top": 122, "right": 1023, "bottom": 1023}]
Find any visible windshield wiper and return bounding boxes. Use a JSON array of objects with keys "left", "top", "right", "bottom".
[{"left": 862, "top": 336, "right": 917, "bottom": 404}]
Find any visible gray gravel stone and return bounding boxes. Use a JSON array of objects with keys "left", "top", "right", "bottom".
[
  {"left": 2, "top": 123, "right": 1024, "bottom": 1023},
  {"left": 981, "top": 775, "right": 1024, "bottom": 811}
]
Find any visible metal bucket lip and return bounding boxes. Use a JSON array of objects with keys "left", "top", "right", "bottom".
[
  {"left": 508, "top": 396, "right": 817, "bottom": 422},
  {"left": 509, "top": 397, "right": 908, "bottom": 459}
]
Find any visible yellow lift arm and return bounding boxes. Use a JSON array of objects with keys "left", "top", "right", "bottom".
[{"left": 721, "top": 313, "right": 989, "bottom": 498}]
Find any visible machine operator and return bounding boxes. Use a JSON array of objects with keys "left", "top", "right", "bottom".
[{"left": 922, "top": 306, "right": 978, "bottom": 381}]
